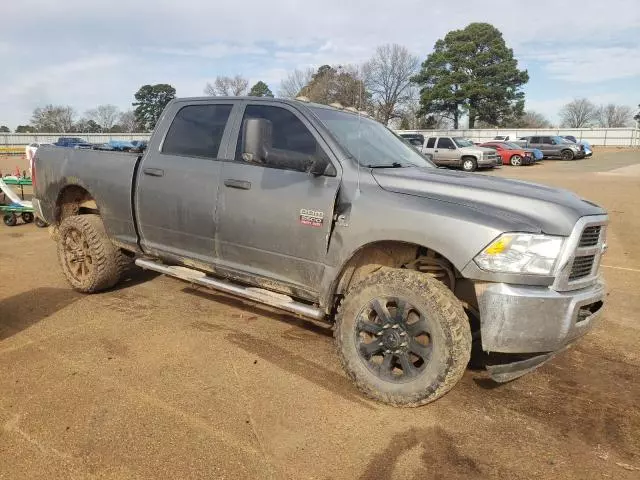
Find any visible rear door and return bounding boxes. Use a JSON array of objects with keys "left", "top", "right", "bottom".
[
  {"left": 215, "top": 102, "right": 341, "bottom": 294},
  {"left": 422, "top": 136, "right": 437, "bottom": 156},
  {"left": 540, "top": 136, "right": 555, "bottom": 156},
  {"left": 135, "top": 100, "right": 239, "bottom": 267}
]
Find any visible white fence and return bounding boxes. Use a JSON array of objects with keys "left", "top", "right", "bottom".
[
  {"left": 0, "top": 133, "right": 152, "bottom": 147},
  {"left": 396, "top": 128, "right": 640, "bottom": 147}
]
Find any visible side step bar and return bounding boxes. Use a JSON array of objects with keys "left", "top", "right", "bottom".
[{"left": 134, "top": 258, "right": 325, "bottom": 321}]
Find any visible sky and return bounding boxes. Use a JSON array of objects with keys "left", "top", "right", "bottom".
[{"left": 1, "top": 0, "right": 639, "bottom": 129}]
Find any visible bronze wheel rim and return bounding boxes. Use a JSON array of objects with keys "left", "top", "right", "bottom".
[{"left": 63, "top": 227, "right": 94, "bottom": 281}]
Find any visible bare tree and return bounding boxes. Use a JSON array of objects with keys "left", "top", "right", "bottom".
[
  {"left": 362, "top": 44, "right": 420, "bottom": 124},
  {"left": 118, "top": 110, "right": 139, "bottom": 132},
  {"left": 395, "top": 87, "right": 451, "bottom": 130},
  {"left": 559, "top": 98, "right": 598, "bottom": 127},
  {"left": 204, "top": 75, "right": 249, "bottom": 96},
  {"left": 514, "top": 110, "right": 552, "bottom": 128},
  {"left": 597, "top": 104, "right": 633, "bottom": 127},
  {"left": 278, "top": 68, "right": 314, "bottom": 98},
  {"left": 31, "top": 105, "right": 76, "bottom": 132},
  {"left": 85, "top": 104, "right": 120, "bottom": 131}
]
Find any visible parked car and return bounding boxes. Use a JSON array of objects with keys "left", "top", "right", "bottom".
[
  {"left": 107, "top": 140, "right": 135, "bottom": 151},
  {"left": 479, "top": 142, "right": 534, "bottom": 166},
  {"left": 130, "top": 140, "right": 149, "bottom": 153},
  {"left": 32, "top": 97, "right": 607, "bottom": 406},
  {"left": 562, "top": 136, "right": 593, "bottom": 157},
  {"left": 53, "top": 137, "right": 93, "bottom": 149},
  {"left": 398, "top": 133, "right": 425, "bottom": 148},
  {"left": 492, "top": 134, "right": 517, "bottom": 142},
  {"left": 515, "top": 136, "right": 585, "bottom": 160},
  {"left": 422, "top": 136, "right": 501, "bottom": 171}
]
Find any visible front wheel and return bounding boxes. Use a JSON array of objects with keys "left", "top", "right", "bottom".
[
  {"left": 21, "top": 212, "right": 34, "bottom": 223},
  {"left": 34, "top": 217, "right": 48, "bottom": 228},
  {"left": 335, "top": 268, "right": 471, "bottom": 406},
  {"left": 561, "top": 149, "right": 575, "bottom": 160},
  {"left": 461, "top": 157, "right": 477, "bottom": 172},
  {"left": 509, "top": 155, "right": 523, "bottom": 166}
]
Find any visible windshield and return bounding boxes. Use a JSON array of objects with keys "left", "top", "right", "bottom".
[
  {"left": 453, "top": 137, "right": 475, "bottom": 147},
  {"left": 552, "top": 136, "right": 571, "bottom": 144},
  {"left": 310, "top": 107, "right": 435, "bottom": 168}
]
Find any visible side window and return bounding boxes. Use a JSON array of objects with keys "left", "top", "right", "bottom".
[
  {"left": 436, "top": 137, "right": 454, "bottom": 149},
  {"left": 162, "top": 104, "right": 233, "bottom": 158},
  {"left": 426, "top": 137, "right": 436, "bottom": 148},
  {"left": 529, "top": 136, "right": 540, "bottom": 143},
  {"left": 542, "top": 137, "right": 553, "bottom": 145},
  {"left": 236, "top": 105, "right": 329, "bottom": 172}
]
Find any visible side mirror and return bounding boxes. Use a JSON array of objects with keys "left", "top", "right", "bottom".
[
  {"left": 448, "top": 145, "right": 456, "bottom": 150},
  {"left": 309, "top": 155, "right": 336, "bottom": 176},
  {"left": 242, "top": 118, "right": 272, "bottom": 163}
]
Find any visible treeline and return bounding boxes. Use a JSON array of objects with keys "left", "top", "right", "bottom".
[{"left": 2, "top": 22, "right": 638, "bottom": 133}]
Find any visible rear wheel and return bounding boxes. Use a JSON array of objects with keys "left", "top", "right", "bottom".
[
  {"left": 3, "top": 214, "right": 17, "bottom": 227},
  {"left": 21, "top": 212, "right": 34, "bottom": 223},
  {"left": 34, "top": 217, "right": 48, "bottom": 228},
  {"left": 561, "top": 149, "right": 574, "bottom": 160},
  {"left": 461, "top": 157, "right": 477, "bottom": 172},
  {"left": 57, "top": 214, "right": 129, "bottom": 293},
  {"left": 335, "top": 268, "right": 471, "bottom": 406},
  {"left": 509, "top": 155, "right": 523, "bottom": 166}
]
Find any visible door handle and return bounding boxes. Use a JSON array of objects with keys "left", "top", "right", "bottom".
[
  {"left": 143, "top": 167, "right": 164, "bottom": 177},
  {"left": 434, "top": 150, "right": 439, "bottom": 152},
  {"left": 224, "top": 179, "right": 251, "bottom": 190}
]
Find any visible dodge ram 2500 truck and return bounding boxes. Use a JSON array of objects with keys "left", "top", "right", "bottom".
[{"left": 32, "top": 97, "right": 607, "bottom": 406}]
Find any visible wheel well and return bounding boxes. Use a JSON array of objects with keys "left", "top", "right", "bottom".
[
  {"left": 55, "top": 185, "right": 98, "bottom": 224},
  {"left": 461, "top": 155, "right": 478, "bottom": 163},
  {"left": 332, "top": 241, "right": 477, "bottom": 308}
]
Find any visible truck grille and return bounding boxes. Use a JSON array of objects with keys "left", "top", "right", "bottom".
[
  {"left": 569, "top": 254, "right": 596, "bottom": 280},
  {"left": 554, "top": 216, "right": 607, "bottom": 291},
  {"left": 579, "top": 226, "right": 601, "bottom": 247}
]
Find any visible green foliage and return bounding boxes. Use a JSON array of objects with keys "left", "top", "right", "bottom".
[
  {"left": 15, "top": 125, "right": 36, "bottom": 133},
  {"left": 0, "top": 125, "right": 9, "bottom": 133},
  {"left": 248, "top": 81, "right": 274, "bottom": 97},
  {"left": 300, "top": 65, "right": 372, "bottom": 110},
  {"left": 133, "top": 84, "right": 176, "bottom": 130},
  {"left": 634, "top": 104, "right": 640, "bottom": 122},
  {"left": 412, "top": 23, "right": 528, "bottom": 129}
]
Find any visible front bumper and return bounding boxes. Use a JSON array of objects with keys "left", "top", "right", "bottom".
[
  {"left": 476, "top": 280, "right": 605, "bottom": 354},
  {"left": 478, "top": 157, "right": 501, "bottom": 167}
]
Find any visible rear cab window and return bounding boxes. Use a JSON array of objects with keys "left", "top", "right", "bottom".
[
  {"left": 426, "top": 137, "right": 436, "bottom": 148},
  {"left": 162, "top": 103, "right": 233, "bottom": 158}
]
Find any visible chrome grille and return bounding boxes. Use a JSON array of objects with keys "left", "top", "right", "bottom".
[
  {"left": 569, "top": 254, "right": 596, "bottom": 280},
  {"left": 553, "top": 215, "right": 608, "bottom": 292},
  {"left": 579, "top": 226, "right": 601, "bottom": 247}
]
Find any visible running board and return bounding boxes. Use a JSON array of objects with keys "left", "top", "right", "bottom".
[{"left": 134, "top": 258, "right": 325, "bottom": 321}]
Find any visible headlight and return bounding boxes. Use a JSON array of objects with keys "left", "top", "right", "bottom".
[{"left": 474, "top": 233, "right": 564, "bottom": 275}]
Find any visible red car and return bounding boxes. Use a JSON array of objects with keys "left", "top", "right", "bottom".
[{"left": 479, "top": 142, "right": 534, "bottom": 166}]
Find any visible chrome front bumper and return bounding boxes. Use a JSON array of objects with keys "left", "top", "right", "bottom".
[{"left": 476, "top": 280, "right": 605, "bottom": 354}]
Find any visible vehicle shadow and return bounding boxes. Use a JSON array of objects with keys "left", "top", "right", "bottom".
[
  {"left": 182, "top": 286, "right": 333, "bottom": 338},
  {"left": 108, "top": 267, "right": 161, "bottom": 292},
  {"left": 0, "top": 287, "right": 81, "bottom": 341}
]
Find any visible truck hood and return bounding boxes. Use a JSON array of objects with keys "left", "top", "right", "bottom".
[{"left": 371, "top": 167, "right": 606, "bottom": 235}]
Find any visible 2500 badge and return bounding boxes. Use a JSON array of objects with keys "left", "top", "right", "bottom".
[{"left": 299, "top": 209, "right": 324, "bottom": 227}]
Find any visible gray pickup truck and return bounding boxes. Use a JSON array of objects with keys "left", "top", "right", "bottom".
[
  {"left": 32, "top": 97, "right": 607, "bottom": 406},
  {"left": 516, "top": 135, "right": 585, "bottom": 160}
]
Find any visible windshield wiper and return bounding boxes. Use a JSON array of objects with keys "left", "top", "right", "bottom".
[{"left": 366, "top": 162, "right": 405, "bottom": 168}]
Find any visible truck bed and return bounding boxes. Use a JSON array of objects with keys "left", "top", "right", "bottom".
[{"left": 35, "top": 146, "right": 141, "bottom": 250}]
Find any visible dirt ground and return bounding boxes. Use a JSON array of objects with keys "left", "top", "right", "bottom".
[{"left": 1, "top": 150, "right": 639, "bottom": 479}]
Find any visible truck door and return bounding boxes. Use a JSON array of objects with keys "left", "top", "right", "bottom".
[
  {"left": 135, "top": 101, "right": 238, "bottom": 266},
  {"left": 435, "top": 137, "right": 457, "bottom": 165},
  {"left": 215, "top": 102, "right": 341, "bottom": 294}
]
